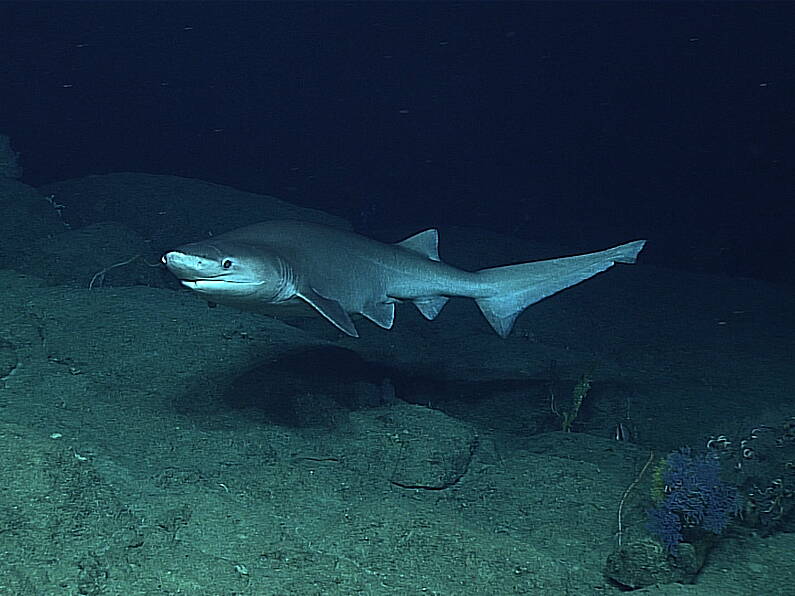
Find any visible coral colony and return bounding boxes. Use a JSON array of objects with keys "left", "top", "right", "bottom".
[{"left": 647, "top": 448, "right": 742, "bottom": 552}]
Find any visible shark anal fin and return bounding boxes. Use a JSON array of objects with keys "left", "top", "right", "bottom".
[
  {"left": 396, "top": 229, "right": 440, "bottom": 261},
  {"left": 299, "top": 288, "right": 359, "bottom": 337},
  {"left": 413, "top": 296, "right": 450, "bottom": 320},
  {"left": 361, "top": 301, "right": 395, "bottom": 329}
]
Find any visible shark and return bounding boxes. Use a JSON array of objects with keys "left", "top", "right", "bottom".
[{"left": 162, "top": 220, "right": 645, "bottom": 338}]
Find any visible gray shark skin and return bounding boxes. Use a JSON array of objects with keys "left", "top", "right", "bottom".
[{"left": 162, "top": 220, "right": 645, "bottom": 338}]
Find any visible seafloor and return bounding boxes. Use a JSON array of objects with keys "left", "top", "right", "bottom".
[{"left": 1, "top": 173, "right": 793, "bottom": 595}]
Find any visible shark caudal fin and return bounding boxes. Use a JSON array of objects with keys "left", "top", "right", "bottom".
[{"left": 474, "top": 240, "right": 646, "bottom": 338}]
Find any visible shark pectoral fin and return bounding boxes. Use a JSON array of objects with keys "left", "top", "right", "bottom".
[
  {"left": 395, "top": 229, "right": 440, "bottom": 261},
  {"left": 361, "top": 301, "right": 395, "bottom": 329},
  {"left": 299, "top": 288, "right": 359, "bottom": 337},
  {"left": 413, "top": 296, "right": 450, "bottom": 320}
]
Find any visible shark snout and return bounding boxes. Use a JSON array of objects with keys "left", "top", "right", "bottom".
[
  {"left": 162, "top": 251, "right": 191, "bottom": 278},
  {"left": 162, "top": 251, "right": 215, "bottom": 279}
]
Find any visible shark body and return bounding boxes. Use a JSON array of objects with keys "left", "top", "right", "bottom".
[{"left": 162, "top": 220, "right": 645, "bottom": 338}]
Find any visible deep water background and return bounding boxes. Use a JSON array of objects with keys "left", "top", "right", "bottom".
[{"left": 1, "top": 2, "right": 793, "bottom": 281}]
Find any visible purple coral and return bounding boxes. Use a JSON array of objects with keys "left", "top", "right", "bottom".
[{"left": 646, "top": 447, "right": 742, "bottom": 552}]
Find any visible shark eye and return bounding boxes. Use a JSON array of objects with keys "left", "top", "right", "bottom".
[{"left": 222, "top": 259, "right": 233, "bottom": 269}]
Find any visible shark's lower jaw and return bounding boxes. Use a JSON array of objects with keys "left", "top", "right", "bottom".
[{"left": 180, "top": 279, "right": 263, "bottom": 297}]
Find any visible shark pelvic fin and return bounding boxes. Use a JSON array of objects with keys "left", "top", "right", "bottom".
[
  {"left": 361, "top": 301, "right": 395, "bottom": 329},
  {"left": 412, "top": 296, "right": 450, "bottom": 320}
]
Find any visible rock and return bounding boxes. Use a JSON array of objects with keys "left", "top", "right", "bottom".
[{"left": 604, "top": 538, "right": 702, "bottom": 588}]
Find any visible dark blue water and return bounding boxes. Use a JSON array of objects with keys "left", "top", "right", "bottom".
[{"left": 2, "top": 2, "right": 793, "bottom": 282}]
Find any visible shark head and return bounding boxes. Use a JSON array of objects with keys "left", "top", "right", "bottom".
[{"left": 162, "top": 240, "right": 296, "bottom": 304}]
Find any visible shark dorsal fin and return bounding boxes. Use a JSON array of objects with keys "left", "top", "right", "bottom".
[{"left": 396, "top": 229, "right": 440, "bottom": 261}]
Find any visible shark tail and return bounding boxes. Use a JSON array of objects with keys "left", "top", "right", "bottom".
[{"left": 474, "top": 240, "right": 646, "bottom": 338}]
